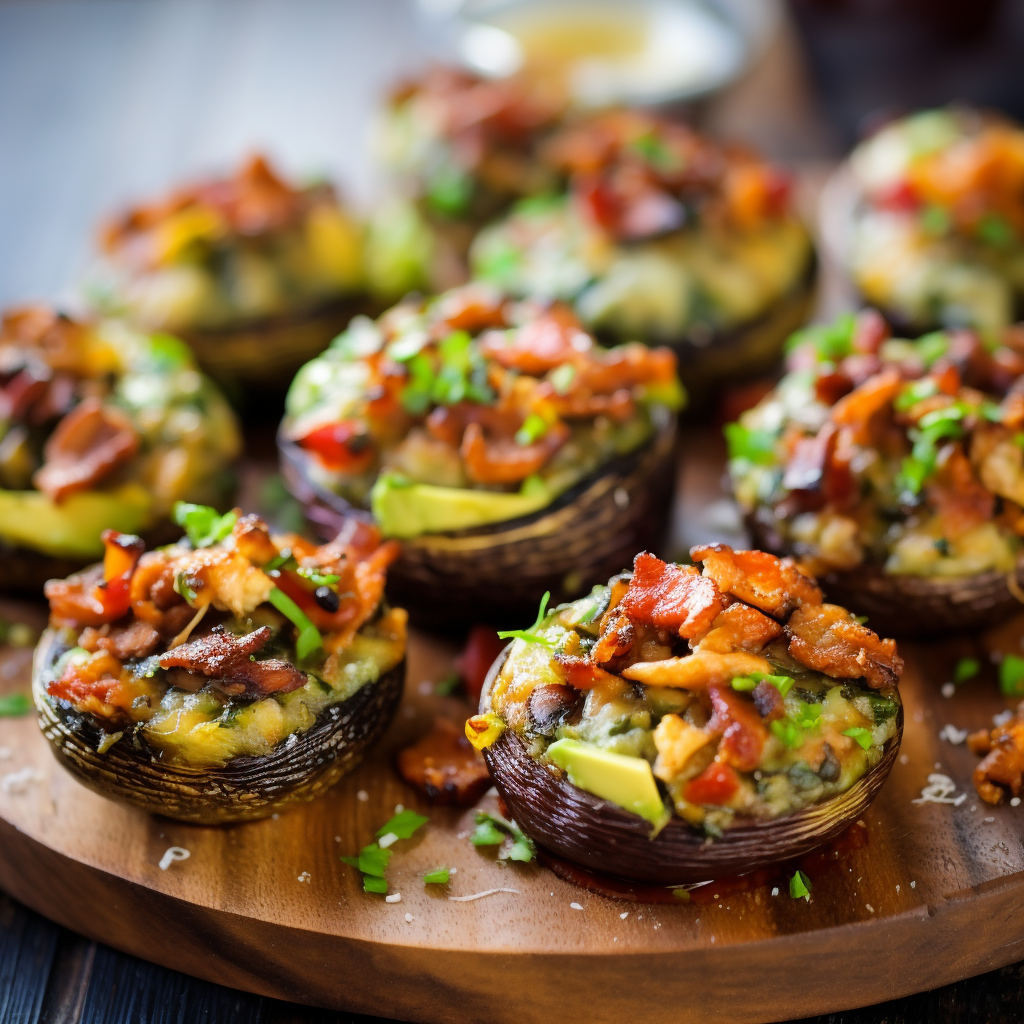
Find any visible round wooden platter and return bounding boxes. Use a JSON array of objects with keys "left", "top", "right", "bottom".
[{"left": 2, "top": 432, "right": 1024, "bottom": 1024}]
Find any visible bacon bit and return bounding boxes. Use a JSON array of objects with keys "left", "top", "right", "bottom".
[
  {"left": 691, "top": 544, "right": 822, "bottom": 619},
  {"left": 968, "top": 703, "right": 1024, "bottom": 805},
  {"left": 129, "top": 551, "right": 190, "bottom": 633},
  {"left": 80, "top": 619, "right": 161, "bottom": 661},
  {"left": 230, "top": 514, "right": 279, "bottom": 566},
  {"left": 829, "top": 369, "right": 903, "bottom": 444},
  {"left": 814, "top": 370, "right": 854, "bottom": 406},
  {"left": 158, "top": 626, "right": 307, "bottom": 698},
  {"left": 478, "top": 306, "right": 589, "bottom": 374},
  {"left": 455, "top": 625, "right": 506, "bottom": 705},
  {"left": 34, "top": 398, "right": 139, "bottom": 502},
  {"left": 47, "top": 650, "right": 132, "bottom": 723},
  {"left": 683, "top": 760, "right": 740, "bottom": 806},
  {"left": 425, "top": 402, "right": 521, "bottom": 448},
  {"left": 935, "top": 330, "right": 997, "bottom": 393},
  {"left": 1, "top": 306, "right": 91, "bottom": 374},
  {"left": 396, "top": 718, "right": 492, "bottom": 806},
  {"left": 707, "top": 683, "right": 768, "bottom": 771},
  {"left": 693, "top": 602, "right": 782, "bottom": 654},
  {"left": 620, "top": 552, "right": 724, "bottom": 640},
  {"left": 782, "top": 422, "right": 857, "bottom": 508},
  {"left": 553, "top": 654, "right": 619, "bottom": 690},
  {"left": 432, "top": 285, "right": 508, "bottom": 334},
  {"left": 622, "top": 650, "right": 772, "bottom": 690},
  {"left": 460, "top": 419, "right": 569, "bottom": 484},
  {"left": 591, "top": 611, "right": 634, "bottom": 664},
  {"left": 926, "top": 443, "right": 994, "bottom": 539},
  {"left": 786, "top": 604, "right": 903, "bottom": 689}
]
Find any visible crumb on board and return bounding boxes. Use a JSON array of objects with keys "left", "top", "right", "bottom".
[
  {"left": 357, "top": 790, "right": 369, "bottom": 802},
  {"left": 912, "top": 773, "right": 967, "bottom": 807},
  {"left": 158, "top": 847, "right": 190, "bottom": 871},
  {"left": 385, "top": 893, "right": 402, "bottom": 904}
]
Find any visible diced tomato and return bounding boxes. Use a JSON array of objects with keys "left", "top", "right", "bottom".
[
  {"left": 873, "top": 179, "right": 919, "bottom": 212},
  {"left": 299, "top": 421, "right": 375, "bottom": 474},
  {"left": 684, "top": 760, "right": 740, "bottom": 806},
  {"left": 455, "top": 625, "right": 506, "bottom": 704}
]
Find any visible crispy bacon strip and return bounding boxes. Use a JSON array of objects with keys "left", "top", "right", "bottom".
[
  {"left": 927, "top": 443, "right": 994, "bottom": 540},
  {"left": 622, "top": 650, "right": 772, "bottom": 690},
  {"left": 159, "top": 626, "right": 307, "bottom": 698},
  {"left": 707, "top": 683, "right": 768, "bottom": 772},
  {"left": 968, "top": 703, "right": 1024, "bottom": 805},
  {"left": 80, "top": 619, "right": 161, "bottom": 660},
  {"left": 829, "top": 369, "right": 903, "bottom": 443},
  {"left": 478, "top": 306, "right": 589, "bottom": 374},
  {"left": 693, "top": 603, "right": 782, "bottom": 654},
  {"left": 34, "top": 398, "right": 139, "bottom": 502},
  {"left": 460, "top": 419, "right": 569, "bottom": 484},
  {"left": 591, "top": 611, "right": 634, "bottom": 665},
  {"left": 691, "top": 544, "right": 822, "bottom": 619},
  {"left": 553, "top": 653, "right": 619, "bottom": 690},
  {"left": 620, "top": 552, "right": 724, "bottom": 640},
  {"left": 396, "top": 718, "right": 492, "bottom": 806},
  {"left": 785, "top": 604, "right": 903, "bottom": 689}
]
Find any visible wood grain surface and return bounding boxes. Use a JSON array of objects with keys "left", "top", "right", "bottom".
[{"left": 0, "top": 431, "right": 1022, "bottom": 1024}]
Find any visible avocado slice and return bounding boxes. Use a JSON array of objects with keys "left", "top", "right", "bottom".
[
  {"left": 546, "top": 738, "right": 668, "bottom": 825},
  {"left": 371, "top": 472, "right": 554, "bottom": 539},
  {"left": 0, "top": 483, "right": 153, "bottom": 558}
]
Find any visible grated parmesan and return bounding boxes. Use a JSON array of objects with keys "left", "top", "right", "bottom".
[
  {"left": 912, "top": 773, "right": 967, "bottom": 806},
  {"left": 939, "top": 724, "right": 968, "bottom": 745},
  {"left": 158, "top": 847, "right": 190, "bottom": 870},
  {"left": 448, "top": 888, "right": 520, "bottom": 902}
]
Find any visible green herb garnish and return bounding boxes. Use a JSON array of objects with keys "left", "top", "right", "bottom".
[
  {"left": 999, "top": 654, "right": 1024, "bottom": 697},
  {"left": 724, "top": 423, "right": 777, "bottom": 466},
  {"left": 0, "top": 693, "right": 32, "bottom": 717},
  {"left": 295, "top": 567, "right": 341, "bottom": 588},
  {"left": 790, "top": 869, "right": 812, "bottom": 901},
  {"left": 470, "top": 811, "right": 535, "bottom": 863},
  {"left": 785, "top": 313, "right": 855, "bottom": 362},
  {"left": 435, "top": 672, "right": 461, "bottom": 696},
  {"left": 376, "top": 809, "right": 429, "bottom": 840},
  {"left": 172, "top": 502, "right": 237, "bottom": 548},
  {"left": 498, "top": 591, "right": 555, "bottom": 650},
  {"left": 423, "top": 867, "right": 451, "bottom": 886},
  {"left": 267, "top": 588, "right": 323, "bottom": 660},
  {"left": 550, "top": 363, "right": 576, "bottom": 395},
  {"left": 920, "top": 205, "right": 951, "bottom": 236},
  {"left": 792, "top": 702, "right": 822, "bottom": 730},
  {"left": 515, "top": 413, "right": 549, "bottom": 447},
  {"left": 977, "top": 213, "right": 1013, "bottom": 247},
  {"left": 894, "top": 378, "right": 939, "bottom": 413},
  {"left": 953, "top": 657, "right": 980, "bottom": 685},
  {"left": 731, "top": 672, "right": 794, "bottom": 696},
  {"left": 843, "top": 727, "right": 873, "bottom": 750},
  {"left": 770, "top": 719, "right": 804, "bottom": 749}
]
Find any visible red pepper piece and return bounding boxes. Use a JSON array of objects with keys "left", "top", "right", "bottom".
[
  {"left": 92, "top": 530, "right": 145, "bottom": 621},
  {"left": 299, "top": 421, "right": 374, "bottom": 474},
  {"left": 684, "top": 760, "right": 740, "bottom": 806},
  {"left": 455, "top": 625, "right": 506, "bottom": 704}
]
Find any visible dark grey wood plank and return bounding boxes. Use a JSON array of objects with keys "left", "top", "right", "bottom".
[{"left": 0, "top": 892, "right": 60, "bottom": 1024}]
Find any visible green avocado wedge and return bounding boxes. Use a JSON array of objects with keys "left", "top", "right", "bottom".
[
  {"left": 0, "top": 483, "right": 152, "bottom": 558},
  {"left": 370, "top": 472, "right": 555, "bottom": 539},
  {"left": 546, "top": 738, "right": 669, "bottom": 827}
]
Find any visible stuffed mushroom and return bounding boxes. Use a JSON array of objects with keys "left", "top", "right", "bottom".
[
  {"left": 474, "top": 545, "right": 903, "bottom": 883},
  {"left": 728, "top": 309, "right": 1024, "bottom": 634},
  {"left": 470, "top": 108, "right": 816, "bottom": 394},
  {"left": 33, "top": 505, "right": 406, "bottom": 823},
  {"left": 0, "top": 306, "right": 239, "bottom": 593},
  {"left": 827, "top": 106, "right": 1024, "bottom": 335},
  {"left": 370, "top": 65, "right": 566, "bottom": 294},
  {"left": 278, "top": 283, "right": 684, "bottom": 624},
  {"left": 96, "top": 154, "right": 369, "bottom": 388}
]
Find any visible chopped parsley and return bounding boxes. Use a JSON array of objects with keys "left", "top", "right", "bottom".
[
  {"left": 999, "top": 654, "right": 1024, "bottom": 697},
  {"left": 515, "top": 413, "right": 549, "bottom": 447},
  {"left": 470, "top": 810, "right": 535, "bottom": 863},
  {"left": 792, "top": 702, "right": 822, "bottom": 730},
  {"left": 953, "top": 657, "right": 980, "bottom": 685},
  {"left": 790, "top": 869, "right": 812, "bottom": 901},
  {"left": 550, "top": 363, "right": 576, "bottom": 395},
  {"left": 894, "top": 378, "right": 939, "bottom": 412},
  {"left": 843, "top": 727, "right": 873, "bottom": 750},
  {"left": 770, "top": 719, "right": 804, "bottom": 749},
  {"left": 785, "top": 313, "right": 855, "bottom": 362},
  {"left": 731, "top": 672, "right": 794, "bottom": 696},
  {"left": 172, "top": 502, "right": 237, "bottom": 548},
  {"left": 724, "top": 423, "right": 777, "bottom": 466},
  {"left": 498, "top": 591, "right": 555, "bottom": 650},
  {"left": 376, "top": 809, "right": 429, "bottom": 840},
  {"left": 267, "top": 588, "right": 323, "bottom": 660},
  {"left": 399, "top": 331, "right": 495, "bottom": 413},
  {"left": 0, "top": 693, "right": 32, "bottom": 717}
]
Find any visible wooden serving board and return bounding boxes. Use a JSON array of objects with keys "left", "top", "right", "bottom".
[{"left": 1, "top": 430, "right": 1024, "bottom": 1024}]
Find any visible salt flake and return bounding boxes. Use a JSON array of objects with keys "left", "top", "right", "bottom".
[{"left": 939, "top": 724, "right": 968, "bottom": 745}]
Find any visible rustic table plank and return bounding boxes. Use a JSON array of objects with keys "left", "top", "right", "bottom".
[{"left": 0, "top": 893, "right": 59, "bottom": 1024}]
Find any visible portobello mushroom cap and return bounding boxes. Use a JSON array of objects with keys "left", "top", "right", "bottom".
[
  {"left": 32, "top": 628, "right": 405, "bottom": 824},
  {"left": 279, "top": 412, "right": 677, "bottom": 627},
  {"left": 179, "top": 296, "right": 377, "bottom": 392},
  {"left": 746, "top": 511, "right": 1024, "bottom": 638},
  {"left": 479, "top": 645, "right": 903, "bottom": 885}
]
